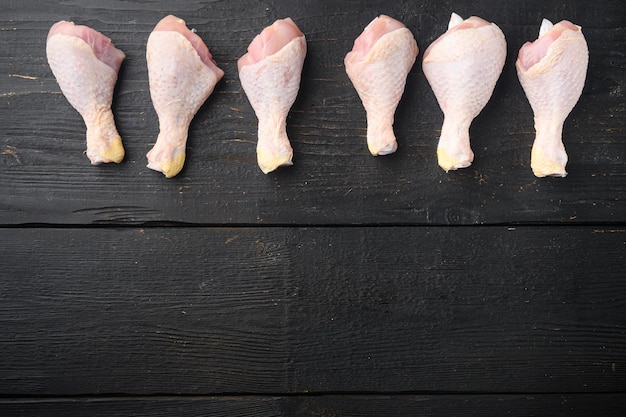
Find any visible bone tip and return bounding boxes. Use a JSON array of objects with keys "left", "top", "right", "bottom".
[
  {"left": 147, "top": 153, "right": 186, "bottom": 178},
  {"left": 369, "top": 141, "right": 398, "bottom": 156},
  {"left": 539, "top": 18, "right": 554, "bottom": 37},
  {"left": 87, "top": 137, "right": 125, "bottom": 165},
  {"left": 257, "top": 150, "right": 293, "bottom": 174},
  {"left": 531, "top": 146, "right": 568, "bottom": 177},
  {"left": 449, "top": 12, "right": 464, "bottom": 30},
  {"left": 437, "top": 147, "right": 473, "bottom": 172},
  {"left": 532, "top": 165, "right": 568, "bottom": 178}
]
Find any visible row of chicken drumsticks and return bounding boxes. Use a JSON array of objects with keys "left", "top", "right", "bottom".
[{"left": 46, "top": 13, "right": 588, "bottom": 178}]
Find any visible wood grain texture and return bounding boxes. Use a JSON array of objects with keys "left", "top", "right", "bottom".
[
  {"left": 1, "top": 227, "right": 624, "bottom": 396},
  {"left": 1, "top": 1, "right": 625, "bottom": 415},
  {"left": 2, "top": 394, "right": 626, "bottom": 417},
  {"left": 1, "top": 0, "right": 624, "bottom": 225}
]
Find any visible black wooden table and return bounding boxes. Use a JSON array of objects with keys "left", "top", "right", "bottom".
[{"left": 1, "top": 1, "right": 625, "bottom": 415}]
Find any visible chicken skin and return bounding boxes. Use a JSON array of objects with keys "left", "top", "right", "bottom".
[
  {"left": 423, "top": 13, "right": 506, "bottom": 172},
  {"left": 345, "top": 15, "right": 418, "bottom": 156},
  {"left": 238, "top": 18, "right": 307, "bottom": 174},
  {"left": 46, "top": 21, "right": 125, "bottom": 164},
  {"left": 516, "top": 19, "right": 589, "bottom": 177},
  {"left": 146, "top": 15, "right": 224, "bottom": 178}
]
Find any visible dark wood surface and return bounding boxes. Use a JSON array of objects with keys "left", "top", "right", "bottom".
[
  {"left": 2, "top": 394, "right": 626, "bottom": 417},
  {"left": 1, "top": 0, "right": 624, "bottom": 226},
  {"left": 1, "top": 0, "right": 625, "bottom": 415}
]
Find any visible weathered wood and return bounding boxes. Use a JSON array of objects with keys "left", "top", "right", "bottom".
[
  {"left": 1, "top": 1, "right": 625, "bottom": 415},
  {"left": 1, "top": 0, "right": 624, "bottom": 225},
  {"left": 1, "top": 394, "right": 625, "bottom": 417},
  {"left": 1, "top": 227, "right": 624, "bottom": 395}
]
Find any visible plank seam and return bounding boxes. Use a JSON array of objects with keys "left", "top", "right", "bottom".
[
  {"left": 1, "top": 222, "right": 626, "bottom": 229},
  {"left": 2, "top": 391, "right": 626, "bottom": 401}
]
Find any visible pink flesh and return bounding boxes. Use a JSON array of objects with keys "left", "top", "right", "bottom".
[
  {"left": 349, "top": 15, "right": 406, "bottom": 61},
  {"left": 153, "top": 15, "right": 219, "bottom": 70},
  {"left": 47, "top": 21, "right": 125, "bottom": 72},
  {"left": 423, "top": 16, "right": 491, "bottom": 60},
  {"left": 237, "top": 18, "right": 303, "bottom": 70},
  {"left": 517, "top": 20, "right": 579, "bottom": 71}
]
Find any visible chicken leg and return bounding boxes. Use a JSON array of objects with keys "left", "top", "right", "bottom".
[
  {"left": 345, "top": 15, "right": 418, "bottom": 156},
  {"left": 516, "top": 19, "right": 589, "bottom": 177},
  {"left": 46, "top": 21, "right": 125, "bottom": 164},
  {"left": 146, "top": 15, "right": 224, "bottom": 178},
  {"left": 238, "top": 18, "right": 307, "bottom": 174},
  {"left": 423, "top": 13, "right": 506, "bottom": 172}
]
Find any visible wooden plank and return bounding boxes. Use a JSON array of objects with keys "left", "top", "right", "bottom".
[
  {"left": 1, "top": 226, "right": 624, "bottom": 395},
  {"left": 1, "top": 0, "right": 624, "bottom": 225},
  {"left": 1, "top": 394, "right": 625, "bottom": 417}
]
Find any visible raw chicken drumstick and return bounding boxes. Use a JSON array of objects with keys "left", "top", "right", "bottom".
[
  {"left": 423, "top": 13, "right": 506, "bottom": 172},
  {"left": 345, "top": 15, "right": 418, "bottom": 156},
  {"left": 238, "top": 18, "right": 307, "bottom": 174},
  {"left": 516, "top": 19, "right": 588, "bottom": 177},
  {"left": 46, "top": 21, "right": 125, "bottom": 164},
  {"left": 146, "top": 15, "right": 224, "bottom": 178}
]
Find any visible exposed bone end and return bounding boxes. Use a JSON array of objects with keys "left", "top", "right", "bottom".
[
  {"left": 147, "top": 152, "right": 186, "bottom": 178},
  {"left": 437, "top": 146, "right": 473, "bottom": 172},
  {"left": 88, "top": 135, "right": 125, "bottom": 165},
  {"left": 436, "top": 117, "right": 474, "bottom": 172},
  {"left": 84, "top": 109, "right": 125, "bottom": 164},
  {"left": 448, "top": 13, "right": 464, "bottom": 30},
  {"left": 369, "top": 140, "right": 398, "bottom": 156},
  {"left": 531, "top": 146, "right": 568, "bottom": 178},
  {"left": 367, "top": 123, "right": 398, "bottom": 156},
  {"left": 257, "top": 147, "right": 293, "bottom": 174},
  {"left": 539, "top": 18, "right": 554, "bottom": 37},
  {"left": 256, "top": 119, "right": 294, "bottom": 174}
]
